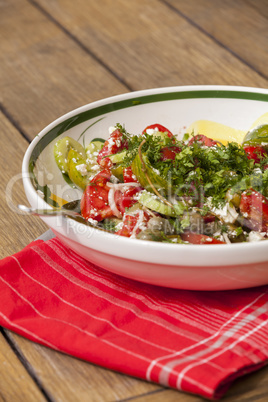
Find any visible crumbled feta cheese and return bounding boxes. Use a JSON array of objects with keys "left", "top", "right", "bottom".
[
  {"left": 253, "top": 168, "right": 262, "bottom": 174},
  {"left": 206, "top": 198, "right": 238, "bottom": 224},
  {"left": 90, "top": 164, "right": 101, "bottom": 171},
  {"left": 146, "top": 128, "right": 159, "bottom": 135},
  {"left": 247, "top": 231, "right": 265, "bottom": 242},
  {"left": 87, "top": 218, "right": 98, "bottom": 226},
  {"left": 76, "top": 164, "right": 88, "bottom": 176},
  {"left": 115, "top": 221, "right": 124, "bottom": 231}
]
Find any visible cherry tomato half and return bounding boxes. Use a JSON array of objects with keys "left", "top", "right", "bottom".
[
  {"left": 243, "top": 145, "right": 267, "bottom": 164},
  {"left": 123, "top": 166, "right": 139, "bottom": 183},
  {"left": 97, "top": 129, "right": 127, "bottom": 168},
  {"left": 142, "top": 124, "right": 174, "bottom": 139},
  {"left": 160, "top": 146, "right": 181, "bottom": 161},
  {"left": 188, "top": 135, "right": 218, "bottom": 147},
  {"left": 239, "top": 189, "right": 268, "bottom": 231},
  {"left": 80, "top": 169, "right": 114, "bottom": 222}
]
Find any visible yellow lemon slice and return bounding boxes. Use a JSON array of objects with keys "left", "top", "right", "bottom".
[
  {"left": 249, "top": 112, "right": 268, "bottom": 130},
  {"left": 186, "top": 120, "right": 246, "bottom": 145}
]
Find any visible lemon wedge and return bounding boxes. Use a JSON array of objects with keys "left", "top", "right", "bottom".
[
  {"left": 249, "top": 112, "right": 268, "bottom": 130},
  {"left": 186, "top": 120, "right": 246, "bottom": 145}
]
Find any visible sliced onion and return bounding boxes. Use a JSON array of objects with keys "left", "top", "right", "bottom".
[
  {"left": 222, "top": 232, "right": 231, "bottom": 244},
  {"left": 106, "top": 182, "right": 140, "bottom": 188},
  {"left": 108, "top": 188, "right": 122, "bottom": 218}
]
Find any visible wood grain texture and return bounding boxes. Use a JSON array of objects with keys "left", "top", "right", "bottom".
[
  {"left": 165, "top": 0, "right": 268, "bottom": 79},
  {"left": 245, "top": 0, "right": 268, "bottom": 19},
  {"left": 4, "top": 332, "right": 161, "bottom": 402},
  {"left": 0, "top": 0, "right": 268, "bottom": 401},
  {"left": 0, "top": 332, "right": 46, "bottom": 401},
  {"left": 0, "top": 113, "right": 161, "bottom": 401},
  {"left": 0, "top": 0, "right": 127, "bottom": 139},
  {"left": 35, "top": 0, "right": 268, "bottom": 90},
  {"left": 0, "top": 112, "right": 48, "bottom": 258}
]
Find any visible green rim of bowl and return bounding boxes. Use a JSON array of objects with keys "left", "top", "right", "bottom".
[
  {"left": 28, "top": 88, "right": 268, "bottom": 206},
  {"left": 29, "top": 89, "right": 268, "bottom": 164}
]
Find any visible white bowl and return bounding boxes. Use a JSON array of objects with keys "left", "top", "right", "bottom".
[{"left": 22, "top": 85, "right": 268, "bottom": 290}]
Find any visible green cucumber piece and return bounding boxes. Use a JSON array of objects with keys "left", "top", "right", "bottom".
[
  {"left": 111, "top": 165, "right": 124, "bottom": 181},
  {"left": 86, "top": 140, "right": 104, "bottom": 156},
  {"left": 146, "top": 130, "right": 171, "bottom": 145},
  {"left": 91, "top": 138, "right": 105, "bottom": 143},
  {"left": 109, "top": 150, "right": 127, "bottom": 164},
  {"left": 138, "top": 191, "right": 185, "bottom": 217},
  {"left": 131, "top": 153, "right": 169, "bottom": 194},
  {"left": 54, "top": 136, "right": 86, "bottom": 174},
  {"left": 242, "top": 124, "right": 268, "bottom": 146},
  {"left": 68, "top": 149, "right": 90, "bottom": 190}
]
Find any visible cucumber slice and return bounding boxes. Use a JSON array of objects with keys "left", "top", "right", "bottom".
[
  {"left": 67, "top": 149, "right": 90, "bottom": 190},
  {"left": 150, "top": 131, "right": 171, "bottom": 144},
  {"left": 242, "top": 124, "right": 268, "bottom": 146},
  {"left": 131, "top": 153, "right": 169, "bottom": 194},
  {"left": 138, "top": 191, "right": 185, "bottom": 217},
  {"left": 109, "top": 150, "right": 127, "bottom": 164},
  {"left": 86, "top": 140, "right": 104, "bottom": 155},
  {"left": 111, "top": 165, "right": 124, "bottom": 181},
  {"left": 54, "top": 136, "right": 86, "bottom": 174},
  {"left": 91, "top": 138, "right": 105, "bottom": 143}
]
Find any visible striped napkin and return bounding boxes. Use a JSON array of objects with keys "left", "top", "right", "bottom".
[{"left": 0, "top": 236, "right": 267, "bottom": 399}]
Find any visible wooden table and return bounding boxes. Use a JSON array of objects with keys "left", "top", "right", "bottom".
[{"left": 0, "top": 1, "right": 268, "bottom": 400}]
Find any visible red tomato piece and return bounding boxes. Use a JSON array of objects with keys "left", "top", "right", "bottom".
[
  {"left": 80, "top": 169, "right": 114, "bottom": 222},
  {"left": 243, "top": 145, "right": 267, "bottom": 164},
  {"left": 181, "top": 232, "right": 225, "bottom": 244},
  {"left": 160, "top": 146, "right": 181, "bottom": 161},
  {"left": 123, "top": 166, "right": 139, "bottom": 183},
  {"left": 116, "top": 210, "right": 149, "bottom": 237},
  {"left": 239, "top": 190, "right": 268, "bottom": 231},
  {"left": 116, "top": 214, "right": 139, "bottom": 237},
  {"left": 90, "top": 168, "right": 111, "bottom": 187},
  {"left": 97, "top": 129, "right": 127, "bottom": 168},
  {"left": 121, "top": 187, "right": 142, "bottom": 211},
  {"left": 113, "top": 186, "right": 142, "bottom": 214},
  {"left": 188, "top": 135, "right": 218, "bottom": 147},
  {"left": 142, "top": 123, "right": 174, "bottom": 139}
]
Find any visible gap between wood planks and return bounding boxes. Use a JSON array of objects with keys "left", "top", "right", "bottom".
[
  {"left": 0, "top": 327, "right": 55, "bottom": 402},
  {"left": 27, "top": 0, "right": 134, "bottom": 92},
  {"left": 27, "top": 0, "right": 268, "bottom": 82},
  {"left": 0, "top": 103, "right": 32, "bottom": 144},
  {"left": 161, "top": 0, "right": 268, "bottom": 81}
]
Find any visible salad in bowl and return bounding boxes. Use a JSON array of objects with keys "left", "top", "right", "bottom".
[
  {"left": 22, "top": 86, "right": 268, "bottom": 290},
  {"left": 54, "top": 119, "right": 268, "bottom": 245}
]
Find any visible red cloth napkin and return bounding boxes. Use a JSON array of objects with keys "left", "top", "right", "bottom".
[{"left": 0, "top": 237, "right": 267, "bottom": 400}]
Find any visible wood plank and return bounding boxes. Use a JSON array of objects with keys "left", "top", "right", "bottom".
[
  {"left": 165, "top": 0, "right": 268, "bottom": 79},
  {"left": 245, "top": 0, "right": 268, "bottom": 19},
  {"left": 1, "top": 1, "right": 268, "bottom": 401},
  {"left": 0, "top": 332, "right": 46, "bottom": 401},
  {"left": 5, "top": 331, "right": 161, "bottom": 402},
  {"left": 0, "top": 112, "right": 161, "bottom": 401},
  {"left": 0, "top": 112, "right": 48, "bottom": 258},
  {"left": 0, "top": 0, "right": 127, "bottom": 140},
  {"left": 34, "top": 0, "right": 268, "bottom": 91}
]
